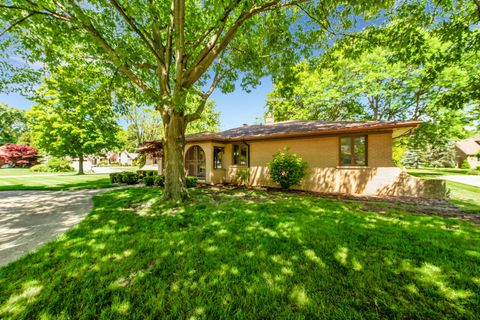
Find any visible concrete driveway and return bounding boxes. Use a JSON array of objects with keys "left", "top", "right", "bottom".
[
  {"left": 442, "top": 175, "right": 480, "bottom": 187},
  {"left": 0, "top": 189, "right": 109, "bottom": 266}
]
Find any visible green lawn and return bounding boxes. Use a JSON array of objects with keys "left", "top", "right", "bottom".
[
  {"left": 0, "top": 168, "right": 66, "bottom": 176},
  {"left": 406, "top": 168, "right": 480, "bottom": 212},
  {"left": 447, "top": 181, "right": 480, "bottom": 212},
  {"left": 1, "top": 188, "right": 479, "bottom": 319},
  {"left": 407, "top": 167, "right": 472, "bottom": 177},
  {"left": 0, "top": 173, "right": 113, "bottom": 190}
]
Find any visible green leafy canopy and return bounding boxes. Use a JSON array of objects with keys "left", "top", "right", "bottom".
[{"left": 27, "top": 62, "right": 121, "bottom": 159}]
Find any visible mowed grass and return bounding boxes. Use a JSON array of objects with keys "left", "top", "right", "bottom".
[
  {"left": 447, "top": 181, "right": 480, "bottom": 212},
  {"left": 1, "top": 188, "right": 479, "bottom": 319},
  {"left": 407, "top": 167, "right": 472, "bottom": 177},
  {"left": 0, "top": 173, "right": 113, "bottom": 190},
  {"left": 0, "top": 168, "right": 66, "bottom": 176}
]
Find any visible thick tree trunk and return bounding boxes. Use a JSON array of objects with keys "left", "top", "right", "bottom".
[
  {"left": 162, "top": 111, "right": 188, "bottom": 201},
  {"left": 78, "top": 155, "right": 85, "bottom": 175}
]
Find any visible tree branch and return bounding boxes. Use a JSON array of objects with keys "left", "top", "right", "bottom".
[
  {"left": 173, "top": 0, "right": 186, "bottom": 102},
  {"left": 296, "top": 3, "right": 383, "bottom": 45},
  {"left": 474, "top": 0, "right": 480, "bottom": 19},
  {"left": 190, "top": 0, "right": 242, "bottom": 52},
  {"left": 0, "top": 4, "right": 71, "bottom": 22},
  {"left": 183, "top": 0, "right": 307, "bottom": 88},
  {"left": 68, "top": 1, "right": 158, "bottom": 100},
  {"left": 108, "top": 0, "right": 163, "bottom": 63},
  {"left": 186, "top": 54, "right": 226, "bottom": 122},
  {"left": 0, "top": 13, "right": 36, "bottom": 37}
]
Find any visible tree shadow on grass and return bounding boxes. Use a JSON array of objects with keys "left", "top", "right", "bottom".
[{"left": 0, "top": 188, "right": 479, "bottom": 319}]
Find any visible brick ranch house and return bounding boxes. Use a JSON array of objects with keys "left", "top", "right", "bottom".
[
  {"left": 455, "top": 135, "right": 480, "bottom": 169},
  {"left": 138, "top": 119, "right": 446, "bottom": 198}
]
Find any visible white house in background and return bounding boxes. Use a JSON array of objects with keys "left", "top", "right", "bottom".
[{"left": 118, "top": 151, "right": 139, "bottom": 166}]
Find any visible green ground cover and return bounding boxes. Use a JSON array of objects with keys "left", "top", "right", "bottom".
[
  {"left": 407, "top": 167, "right": 472, "bottom": 177},
  {"left": 0, "top": 173, "right": 113, "bottom": 191},
  {"left": 0, "top": 168, "right": 64, "bottom": 176},
  {"left": 1, "top": 188, "right": 479, "bottom": 319}
]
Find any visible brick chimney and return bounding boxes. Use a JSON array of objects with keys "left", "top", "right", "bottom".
[{"left": 265, "top": 112, "right": 274, "bottom": 125}]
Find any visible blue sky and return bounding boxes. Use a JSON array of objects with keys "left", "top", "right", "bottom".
[{"left": 0, "top": 78, "right": 272, "bottom": 131}]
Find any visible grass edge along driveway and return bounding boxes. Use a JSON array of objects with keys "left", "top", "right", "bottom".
[
  {"left": 1, "top": 187, "right": 479, "bottom": 319},
  {"left": 0, "top": 173, "right": 113, "bottom": 191}
]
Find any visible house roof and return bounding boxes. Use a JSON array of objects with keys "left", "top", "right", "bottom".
[
  {"left": 186, "top": 120, "right": 421, "bottom": 142},
  {"left": 456, "top": 136, "right": 480, "bottom": 155},
  {"left": 137, "top": 120, "right": 421, "bottom": 152},
  {"left": 122, "top": 151, "right": 139, "bottom": 159}
]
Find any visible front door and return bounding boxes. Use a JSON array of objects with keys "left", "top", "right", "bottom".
[{"left": 185, "top": 146, "right": 206, "bottom": 179}]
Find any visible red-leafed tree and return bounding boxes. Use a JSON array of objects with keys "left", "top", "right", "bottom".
[{"left": 0, "top": 144, "right": 38, "bottom": 167}]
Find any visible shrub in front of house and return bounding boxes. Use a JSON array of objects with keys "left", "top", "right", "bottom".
[
  {"left": 186, "top": 176, "right": 198, "bottom": 188},
  {"left": 144, "top": 176, "right": 155, "bottom": 186},
  {"left": 109, "top": 171, "right": 140, "bottom": 184},
  {"left": 137, "top": 170, "right": 158, "bottom": 179},
  {"left": 460, "top": 160, "right": 471, "bottom": 169},
  {"left": 47, "top": 157, "right": 75, "bottom": 172},
  {"left": 29, "top": 158, "right": 74, "bottom": 173},
  {"left": 109, "top": 172, "right": 121, "bottom": 183},
  {"left": 134, "top": 153, "right": 146, "bottom": 168},
  {"left": 268, "top": 147, "right": 308, "bottom": 190},
  {"left": 30, "top": 164, "right": 49, "bottom": 172},
  {"left": 235, "top": 168, "right": 250, "bottom": 186},
  {"left": 468, "top": 169, "right": 480, "bottom": 175},
  {"left": 119, "top": 172, "right": 139, "bottom": 184},
  {"left": 143, "top": 174, "right": 164, "bottom": 187}
]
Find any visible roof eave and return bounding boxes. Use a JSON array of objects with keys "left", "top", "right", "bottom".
[{"left": 186, "top": 121, "right": 422, "bottom": 143}]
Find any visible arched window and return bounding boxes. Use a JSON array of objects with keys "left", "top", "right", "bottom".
[{"left": 185, "top": 145, "right": 206, "bottom": 178}]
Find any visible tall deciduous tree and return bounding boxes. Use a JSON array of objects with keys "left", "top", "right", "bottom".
[
  {"left": 0, "top": 103, "right": 26, "bottom": 145},
  {"left": 27, "top": 64, "right": 120, "bottom": 174},
  {"left": 267, "top": 34, "right": 479, "bottom": 122},
  {"left": 0, "top": 0, "right": 393, "bottom": 200}
]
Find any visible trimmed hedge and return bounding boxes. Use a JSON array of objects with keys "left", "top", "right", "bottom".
[
  {"left": 137, "top": 170, "right": 158, "bottom": 179},
  {"left": 109, "top": 171, "right": 140, "bottom": 184},
  {"left": 144, "top": 175, "right": 165, "bottom": 187},
  {"left": 111, "top": 172, "right": 197, "bottom": 188},
  {"left": 121, "top": 172, "right": 139, "bottom": 184}
]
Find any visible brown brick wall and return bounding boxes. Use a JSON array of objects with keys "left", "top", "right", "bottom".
[{"left": 182, "top": 132, "right": 446, "bottom": 198}]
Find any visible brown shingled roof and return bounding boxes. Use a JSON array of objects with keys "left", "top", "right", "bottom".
[
  {"left": 186, "top": 120, "right": 421, "bottom": 142},
  {"left": 456, "top": 136, "right": 480, "bottom": 155}
]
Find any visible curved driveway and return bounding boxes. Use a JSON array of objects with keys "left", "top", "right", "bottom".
[
  {"left": 442, "top": 175, "right": 480, "bottom": 187},
  {"left": 0, "top": 189, "right": 110, "bottom": 266}
]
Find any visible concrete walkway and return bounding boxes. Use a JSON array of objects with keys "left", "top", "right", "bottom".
[
  {"left": 0, "top": 189, "right": 112, "bottom": 266},
  {"left": 442, "top": 175, "right": 480, "bottom": 187}
]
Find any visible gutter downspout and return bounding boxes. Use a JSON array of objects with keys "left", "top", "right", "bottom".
[{"left": 242, "top": 139, "right": 250, "bottom": 167}]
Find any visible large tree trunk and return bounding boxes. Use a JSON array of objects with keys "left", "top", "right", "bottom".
[
  {"left": 162, "top": 111, "right": 188, "bottom": 201},
  {"left": 78, "top": 155, "right": 84, "bottom": 175}
]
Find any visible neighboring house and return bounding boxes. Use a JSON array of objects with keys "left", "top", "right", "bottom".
[
  {"left": 455, "top": 136, "right": 480, "bottom": 169},
  {"left": 139, "top": 119, "right": 446, "bottom": 198},
  {"left": 118, "top": 151, "right": 138, "bottom": 166}
]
